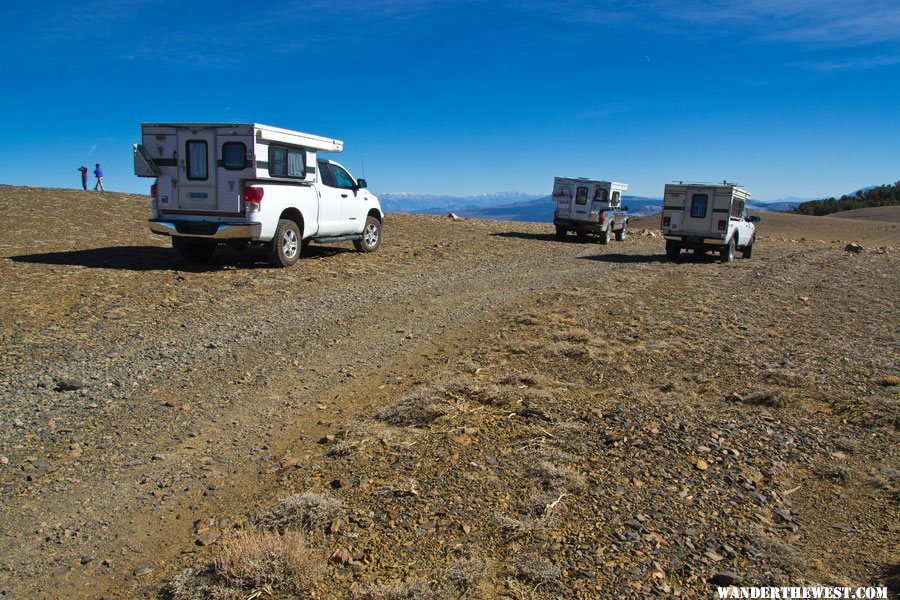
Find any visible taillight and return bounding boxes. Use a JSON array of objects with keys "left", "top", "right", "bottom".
[
  {"left": 598, "top": 211, "right": 605, "bottom": 224},
  {"left": 718, "top": 220, "right": 726, "bottom": 231},
  {"left": 662, "top": 216, "right": 671, "bottom": 227},
  {"left": 150, "top": 180, "right": 158, "bottom": 200},
  {"left": 244, "top": 187, "right": 264, "bottom": 203}
]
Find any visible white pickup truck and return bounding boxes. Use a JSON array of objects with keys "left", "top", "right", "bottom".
[
  {"left": 660, "top": 182, "right": 759, "bottom": 263},
  {"left": 133, "top": 123, "right": 384, "bottom": 266},
  {"left": 552, "top": 177, "right": 630, "bottom": 244}
]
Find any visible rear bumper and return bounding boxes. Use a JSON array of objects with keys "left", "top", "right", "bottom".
[
  {"left": 664, "top": 233, "right": 726, "bottom": 248},
  {"left": 149, "top": 219, "right": 262, "bottom": 240},
  {"left": 554, "top": 217, "right": 624, "bottom": 233}
]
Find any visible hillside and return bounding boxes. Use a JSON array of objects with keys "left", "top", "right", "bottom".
[
  {"left": 0, "top": 187, "right": 897, "bottom": 599},
  {"left": 795, "top": 182, "right": 900, "bottom": 216}
]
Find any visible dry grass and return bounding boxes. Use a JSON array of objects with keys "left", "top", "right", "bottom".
[
  {"left": 514, "top": 554, "right": 560, "bottom": 587},
  {"left": 377, "top": 390, "right": 451, "bottom": 427},
  {"left": 166, "top": 531, "right": 323, "bottom": 598},
  {"left": 352, "top": 581, "right": 439, "bottom": 600},
  {"left": 213, "top": 530, "right": 323, "bottom": 592},
  {"left": 445, "top": 556, "right": 493, "bottom": 593},
  {"left": 254, "top": 491, "right": 344, "bottom": 533},
  {"left": 729, "top": 389, "right": 785, "bottom": 408}
]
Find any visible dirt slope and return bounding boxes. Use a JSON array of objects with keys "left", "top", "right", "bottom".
[
  {"left": 826, "top": 205, "right": 900, "bottom": 223},
  {"left": 0, "top": 186, "right": 897, "bottom": 599}
]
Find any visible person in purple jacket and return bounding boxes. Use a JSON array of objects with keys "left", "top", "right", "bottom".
[
  {"left": 77, "top": 165, "right": 88, "bottom": 190},
  {"left": 93, "top": 163, "right": 104, "bottom": 191}
]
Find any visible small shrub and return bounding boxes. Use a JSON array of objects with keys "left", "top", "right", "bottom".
[
  {"left": 446, "top": 556, "right": 492, "bottom": 592},
  {"left": 353, "top": 581, "right": 438, "bottom": 600},
  {"left": 515, "top": 555, "right": 560, "bottom": 586},
  {"left": 213, "top": 530, "right": 323, "bottom": 593},
  {"left": 254, "top": 491, "right": 343, "bottom": 532},
  {"left": 377, "top": 391, "right": 450, "bottom": 427}
]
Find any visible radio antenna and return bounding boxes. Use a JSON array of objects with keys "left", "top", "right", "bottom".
[{"left": 360, "top": 155, "right": 366, "bottom": 179}]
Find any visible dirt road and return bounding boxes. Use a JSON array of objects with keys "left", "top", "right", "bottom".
[{"left": 0, "top": 186, "right": 897, "bottom": 598}]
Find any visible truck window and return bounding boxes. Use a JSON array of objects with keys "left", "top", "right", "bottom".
[
  {"left": 575, "top": 186, "right": 588, "bottom": 205},
  {"left": 690, "top": 194, "right": 708, "bottom": 218},
  {"left": 594, "top": 188, "right": 608, "bottom": 202},
  {"left": 222, "top": 142, "right": 246, "bottom": 170},
  {"left": 268, "top": 144, "right": 306, "bottom": 179},
  {"left": 332, "top": 165, "right": 356, "bottom": 189},
  {"left": 186, "top": 140, "right": 208, "bottom": 180}
]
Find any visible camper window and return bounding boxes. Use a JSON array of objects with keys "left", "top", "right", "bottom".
[
  {"left": 222, "top": 142, "right": 246, "bottom": 170},
  {"left": 186, "top": 140, "right": 208, "bottom": 181},
  {"left": 268, "top": 144, "right": 306, "bottom": 179},
  {"left": 611, "top": 191, "right": 620, "bottom": 205},
  {"left": 575, "top": 186, "right": 588, "bottom": 205},
  {"left": 594, "top": 188, "right": 608, "bottom": 202},
  {"left": 690, "top": 194, "right": 708, "bottom": 218},
  {"left": 730, "top": 199, "right": 744, "bottom": 218}
]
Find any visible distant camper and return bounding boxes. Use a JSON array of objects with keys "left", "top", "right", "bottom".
[
  {"left": 660, "top": 181, "right": 759, "bottom": 263},
  {"left": 78, "top": 166, "right": 88, "bottom": 191},
  {"left": 552, "top": 177, "right": 630, "bottom": 244}
]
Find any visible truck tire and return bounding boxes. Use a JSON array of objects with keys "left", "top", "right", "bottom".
[
  {"left": 742, "top": 238, "right": 754, "bottom": 259},
  {"left": 615, "top": 224, "right": 628, "bottom": 241},
  {"left": 665, "top": 240, "right": 680, "bottom": 260},
  {"left": 554, "top": 226, "right": 567, "bottom": 240},
  {"left": 172, "top": 237, "right": 216, "bottom": 263},
  {"left": 353, "top": 216, "right": 382, "bottom": 252},
  {"left": 268, "top": 219, "right": 301, "bottom": 267},
  {"left": 599, "top": 226, "right": 611, "bottom": 245},
  {"left": 720, "top": 238, "right": 735, "bottom": 263}
]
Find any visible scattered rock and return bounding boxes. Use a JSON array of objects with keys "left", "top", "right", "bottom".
[
  {"left": 132, "top": 563, "right": 155, "bottom": 577},
  {"left": 844, "top": 242, "right": 864, "bottom": 253}
]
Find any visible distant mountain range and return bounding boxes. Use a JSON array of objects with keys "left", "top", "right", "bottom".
[{"left": 377, "top": 191, "right": 804, "bottom": 224}]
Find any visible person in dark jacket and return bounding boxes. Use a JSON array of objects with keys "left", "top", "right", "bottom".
[{"left": 78, "top": 166, "right": 88, "bottom": 190}]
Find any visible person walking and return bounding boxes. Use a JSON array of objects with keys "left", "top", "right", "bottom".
[
  {"left": 77, "top": 165, "right": 88, "bottom": 191},
  {"left": 93, "top": 163, "right": 104, "bottom": 191}
]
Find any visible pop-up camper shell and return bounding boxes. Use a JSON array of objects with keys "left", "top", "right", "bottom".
[{"left": 134, "top": 123, "right": 343, "bottom": 239}]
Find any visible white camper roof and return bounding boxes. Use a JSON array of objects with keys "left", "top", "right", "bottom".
[
  {"left": 140, "top": 123, "right": 344, "bottom": 153},
  {"left": 666, "top": 181, "right": 750, "bottom": 199}
]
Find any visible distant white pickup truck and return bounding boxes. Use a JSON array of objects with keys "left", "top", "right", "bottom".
[
  {"left": 552, "top": 177, "right": 630, "bottom": 243},
  {"left": 660, "top": 181, "right": 759, "bottom": 262},
  {"left": 134, "top": 123, "right": 384, "bottom": 266}
]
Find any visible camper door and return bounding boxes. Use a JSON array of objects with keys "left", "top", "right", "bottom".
[
  {"left": 553, "top": 183, "right": 573, "bottom": 218},
  {"left": 177, "top": 129, "right": 217, "bottom": 211},
  {"left": 680, "top": 187, "right": 716, "bottom": 234}
]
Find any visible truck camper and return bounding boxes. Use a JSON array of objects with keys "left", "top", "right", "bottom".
[
  {"left": 134, "top": 123, "right": 383, "bottom": 266},
  {"left": 552, "top": 177, "right": 629, "bottom": 244},
  {"left": 660, "top": 181, "right": 758, "bottom": 263}
]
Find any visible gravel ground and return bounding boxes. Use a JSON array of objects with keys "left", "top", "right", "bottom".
[{"left": 0, "top": 186, "right": 897, "bottom": 599}]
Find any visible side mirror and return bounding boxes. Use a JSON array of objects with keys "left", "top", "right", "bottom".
[
  {"left": 749, "top": 216, "right": 761, "bottom": 223},
  {"left": 356, "top": 178, "right": 367, "bottom": 189},
  {"left": 621, "top": 206, "right": 630, "bottom": 212}
]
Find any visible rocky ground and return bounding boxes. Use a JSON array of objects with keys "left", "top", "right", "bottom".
[{"left": 0, "top": 185, "right": 897, "bottom": 599}]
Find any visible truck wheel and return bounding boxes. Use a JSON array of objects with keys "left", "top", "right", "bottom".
[
  {"left": 665, "top": 240, "right": 680, "bottom": 260},
  {"left": 720, "top": 238, "right": 735, "bottom": 263},
  {"left": 615, "top": 225, "right": 628, "bottom": 241},
  {"left": 599, "top": 227, "right": 611, "bottom": 245},
  {"left": 268, "top": 219, "right": 301, "bottom": 267},
  {"left": 172, "top": 237, "right": 216, "bottom": 263},
  {"left": 353, "top": 216, "right": 382, "bottom": 252},
  {"left": 742, "top": 238, "right": 754, "bottom": 259},
  {"left": 554, "top": 226, "right": 567, "bottom": 240}
]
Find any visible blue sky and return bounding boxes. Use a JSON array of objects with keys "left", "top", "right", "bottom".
[{"left": 0, "top": 0, "right": 897, "bottom": 199}]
